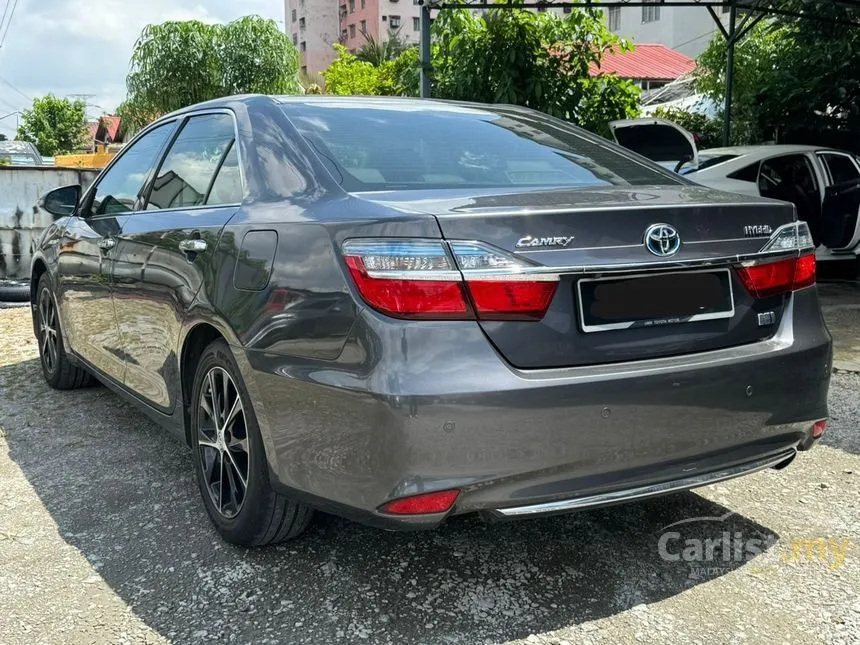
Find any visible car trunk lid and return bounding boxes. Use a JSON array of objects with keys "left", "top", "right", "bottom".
[{"left": 354, "top": 185, "right": 799, "bottom": 369}]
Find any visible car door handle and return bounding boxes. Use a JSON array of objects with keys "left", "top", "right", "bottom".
[
  {"left": 97, "top": 237, "right": 116, "bottom": 251},
  {"left": 178, "top": 239, "right": 208, "bottom": 254}
]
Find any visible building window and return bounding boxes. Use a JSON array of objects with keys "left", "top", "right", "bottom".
[
  {"left": 413, "top": 16, "right": 419, "bottom": 31},
  {"left": 300, "top": 41, "right": 306, "bottom": 52},
  {"left": 341, "top": 29, "right": 348, "bottom": 41},
  {"left": 291, "top": 9, "right": 296, "bottom": 22},
  {"left": 300, "top": 0, "right": 304, "bottom": 6},
  {"left": 299, "top": 17, "right": 305, "bottom": 29},
  {"left": 360, "top": 19, "right": 367, "bottom": 33},
  {"left": 349, "top": 24, "right": 356, "bottom": 38},
  {"left": 361, "top": 0, "right": 366, "bottom": 8},
  {"left": 349, "top": 0, "right": 355, "bottom": 13},
  {"left": 382, "top": 15, "right": 387, "bottom": 21},
  {"left": 389, "top": 15, "right": 401, "bottom": 28},
  {"left": 292, "top": 33, "right": 297, "bottom": 45},
  {"left": 642, "top": 1, "right": 660, "bottom": 23},
  {"left": 301, "top": 65, "right": 307, "bottom": 75},
  {"left": 608, "top": 6, "right": 621, "bottom": 30},
  {"left": 563, "top": 6, "right": 572, "bottom": 13}
]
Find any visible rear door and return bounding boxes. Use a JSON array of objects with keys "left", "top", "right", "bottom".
[
  {"left": 111, "top": 111, "right": 244, "bottom": 412},
  {"left": 816, "top": 151, "right": 860, "bottom": 251}
]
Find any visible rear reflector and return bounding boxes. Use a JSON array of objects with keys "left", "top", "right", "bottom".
[
  {"left": 812, "top": 419, "right": 827, "bottom": 438},
  {"left": 342, "top": 239, "right": 559, "bottom": 321},
  {"left": 736, "top": 253, "right": 816, "bottom": 299},
  {"left": 381, "top": 489, "right": 460, "bottom": 515}
]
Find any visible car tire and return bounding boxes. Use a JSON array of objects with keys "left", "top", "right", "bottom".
[
  {"left": 35, "top": 274, "right": 93, "bottom": 390},
  {"left": 190, "top": 339, "right": 312, "bottom": 546}
]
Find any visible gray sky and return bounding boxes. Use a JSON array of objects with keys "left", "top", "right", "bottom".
[{"left": 0, "top": 0, "right": 284, "bottom": 137}]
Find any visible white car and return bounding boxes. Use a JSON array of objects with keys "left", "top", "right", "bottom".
[{"left": 611, "top": 119, "right": 860, "bottom": 275}]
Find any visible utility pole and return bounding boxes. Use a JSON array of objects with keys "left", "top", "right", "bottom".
[
  {"left": 418, "top": 0, "right": 432, "bottom": 98},
  {"left": 723, "top": 6, "right": 737, "bottom": 146}
]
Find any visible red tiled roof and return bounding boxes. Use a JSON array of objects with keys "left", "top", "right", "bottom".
[
  {"left": 101, "top": 115, "right": 121, "bottom": 141},
  {"left": 589, "top": 44, "right": 696, "bottom": 81},
  {"left": 86, "top": 122, "right": 99, "bottom": 140}
]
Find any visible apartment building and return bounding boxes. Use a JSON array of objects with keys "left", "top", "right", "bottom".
[
  {"left": 286, "top": 0, "right": 729, "bottom": 78},
  {"left": 286, "top": 0, "right": 422, "bottom": 77}
]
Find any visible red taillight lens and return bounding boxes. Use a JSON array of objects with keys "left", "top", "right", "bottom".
[
  {"left": 812, "top": 419, "right": 827, "bottom": 438},
  {"left": 736, "top": 254, "right": 816, "bottom": 299},
  {"left": 345, "top": 256, "right": 470, "bottom": 318},
  {"left": 381, "top": 489, "right": 460, "bottom": 515},
  {"left": 467, "top": 280, "right": 558, "bottom": 321},
  {"left": 342, "top": 239, "right": 558, "bottom": 321}
]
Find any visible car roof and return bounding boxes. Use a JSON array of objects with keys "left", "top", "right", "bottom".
[{"left": 700, "top": 144, "right": 843, "bottom": 158}]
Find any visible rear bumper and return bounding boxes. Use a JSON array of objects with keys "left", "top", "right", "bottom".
[{"left": 236, "top": 287, "right": 831, "bottom": 529}]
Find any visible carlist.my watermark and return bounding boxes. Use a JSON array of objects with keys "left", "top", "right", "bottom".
[{"left": 656, "top": 512, "right": 851, "bottom": 577}]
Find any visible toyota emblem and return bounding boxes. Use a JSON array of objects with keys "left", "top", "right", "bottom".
[{"left": 644, "top": 224, "right": 681, "bottom": 257}]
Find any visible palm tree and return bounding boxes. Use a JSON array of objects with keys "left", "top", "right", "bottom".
[{"left": 355, "top": 29, "right": 407, "bottom": 66}]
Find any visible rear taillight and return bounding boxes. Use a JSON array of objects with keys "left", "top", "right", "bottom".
[
  {"left": 736, "top": 222, "right": 817, "bottom": 299},
  {"left": 736, "top": 254, "right": 816, "bottom": 298},
  {"left": 342, "top": 239, "right": 558, "bottom": 321},
  {"left": 812, "top": 419, "right": 827, "bottom": 438}
]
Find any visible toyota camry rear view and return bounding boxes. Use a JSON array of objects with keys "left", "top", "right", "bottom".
[{"left": 31, "top": 96, "right": 831, "bottom": 545}]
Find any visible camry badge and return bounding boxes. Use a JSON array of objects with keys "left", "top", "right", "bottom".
[
  {"left": 515, "top": 235, "right": 575, "bottom": 249},
  {"left": 644, "top": 223, "right": 681, "bottom": 257}
]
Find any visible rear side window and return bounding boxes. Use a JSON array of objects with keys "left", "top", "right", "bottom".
[
  {"left": 283, "top": 102, "right": 680, "bottom": 191},
  {"left": 146, "top": 113, "right": 240, "bottom": 210},
  {"left": 727, "top": 162, "right": 760, "bottom": 182},
  {"left": 820, "top": 153, "right": 860, "bottom": 185}
]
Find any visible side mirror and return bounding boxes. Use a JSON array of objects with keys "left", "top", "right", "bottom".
[{"left": 39, "top": 184, "right": 81, "bottom": 218}]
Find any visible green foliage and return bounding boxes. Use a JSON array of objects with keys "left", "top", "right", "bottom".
[
  {"left": 324, "top": 45, "right": 387, "bottom": 95},
  {"left": 16, "top": 95, "right": 88, "bottom": 156},
  {"left": 430, "top": 7, "right": 639, "bottom": 135},
  {"left": 356, "top": 30, "right": 407, "bottom": 67},
  {"left": 389, "top": 47, "right": 420, "bottom": 96},
  {"left": 0, "top": 133, "right": 7, "bottom": 142},
  {"left": 126, "top": 16, "right": 301, "bottom": 129},
  {"left": 697, "top": 6, "right": 860, "bottom": 144},
  {"left": 652, "top": 106, "right": 723, "bottom": 149}
]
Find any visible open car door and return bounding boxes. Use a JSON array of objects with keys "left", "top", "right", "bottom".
[
  {"left": 610, "top": 118, "right": 698, "bottom": 172},
  {"left": 821, "top": 178, "right": 860, "bottom": 252}
]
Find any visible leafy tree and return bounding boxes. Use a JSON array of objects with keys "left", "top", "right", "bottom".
[
  {"left": 0, "top": 133, "right": 7, "bottom": 141},
  {"left": 16, "top": 95, "right": 88, "bottom": 156},
  {"left": 697, "top": 4, "right": 860, "bottom": 144},
  {"left": 430, "top": 6, "right": 639, "bottom": 136},
  {"left": 126, "top": 16, "right": 301, "bottom": 129}
]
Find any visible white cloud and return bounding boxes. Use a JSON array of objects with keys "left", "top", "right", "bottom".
[{"left": 0, "top": 0, "right": 285, "bottom": 135}]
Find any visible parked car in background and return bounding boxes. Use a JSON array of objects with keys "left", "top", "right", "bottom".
[
  {"left": 611, "top": 119, "right": 860, "bottom": 276},
  {"left": 32, "top": 96, "right": 830, "bottom": 546},
  {"left": 0, "top": 141, "right": 42, "bottom": 166}
]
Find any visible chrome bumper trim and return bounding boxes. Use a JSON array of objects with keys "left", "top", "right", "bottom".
[{"left": 493, "top": 449, "right": 797, "bottom": 517}]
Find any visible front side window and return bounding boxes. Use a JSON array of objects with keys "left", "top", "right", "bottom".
[
  {"left": 146, "top": 113, "right": 239, "bottom": 210},
  {"left": 820, "top": 153, "right": 860, "bottom": 185},
  {"left": 89, "top": 122, "right": 175, "bottom": 216},
  {"left": 284, "top": 102, "right": 680, "bottom": 191}
]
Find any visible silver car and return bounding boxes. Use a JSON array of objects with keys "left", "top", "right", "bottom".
[{"left": 31, "top": 97, "right": 831, "bottom": 546}]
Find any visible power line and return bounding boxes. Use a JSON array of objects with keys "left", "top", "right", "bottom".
[
  {"left": 0, "top": 0, "right": 19, "bottom": 50},
  {"left": 0, "top": 0, "right": 12, "bottom": 42},
  {"left": 0, "top": 74, "right": 29, "bottom": 102}
]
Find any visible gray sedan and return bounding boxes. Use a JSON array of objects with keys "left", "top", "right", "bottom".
[{"left": 30, "top": 96, "right": 831, "bottom": 546}]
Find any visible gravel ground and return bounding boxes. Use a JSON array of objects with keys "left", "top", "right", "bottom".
[{"left": 0, "top": 291, "right": 858, "bottom": 645}]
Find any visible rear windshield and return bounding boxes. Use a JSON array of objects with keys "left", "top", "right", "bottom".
[
  {"left": 282, "top": 102, "right": 682, "bottom": 191},
  {"left": 680, "top": 153, "right": 739, "bottom": 175}
]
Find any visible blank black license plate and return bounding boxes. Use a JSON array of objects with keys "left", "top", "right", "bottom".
[{"left": 577, "top": 269, "right": 734, "bottom": 333}]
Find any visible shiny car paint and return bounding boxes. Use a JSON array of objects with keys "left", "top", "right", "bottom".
[{"left": 30, "top": 96, "right": 831, "bottom": 530}]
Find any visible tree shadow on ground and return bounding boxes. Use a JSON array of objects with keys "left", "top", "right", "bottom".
[{"left": 2, "top": 357, "right": 783, "bottom": 645}]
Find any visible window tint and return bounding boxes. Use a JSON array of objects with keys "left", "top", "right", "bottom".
[
  {"left": 207, "top": 144, "right": 243, "bottom": 205},
  {"left": 283, "top": 102, "right": 679, "bottom": 191},
  {"left": 820, "top": 153, "right": 860, "bottom": 185},
  {"left": 90, "top": 122, "right": 175, "bottom": 215},
  {"left": 146, "top": 113, "right": 237, "bottom": 210},
  {"left": 727, "top": 162, "right": 759, "bottom": 182}
]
